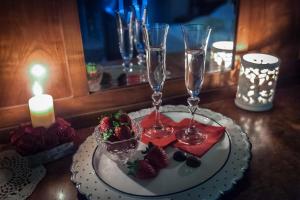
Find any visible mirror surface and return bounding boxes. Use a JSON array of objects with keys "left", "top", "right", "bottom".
[{"left": 77, "top": 0, "right": 237, "bottom": 92}]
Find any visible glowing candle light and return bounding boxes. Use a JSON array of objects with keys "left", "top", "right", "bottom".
[
  {"left": 28, "top": 64, "right": 55, "bottom": 128},
  {"left": 210, "top": 41, "right": 234, "bottom": 72},
  {"left": 30, "top": 64, "right": 46, "bottom": 79},
  {"left": 235, "top": 53, "right": 280, "bottom": 111}
]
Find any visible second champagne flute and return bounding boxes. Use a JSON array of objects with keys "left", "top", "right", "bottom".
[
  {"left": 176, "top": 24, "right": 212, "bottom": 145},
  {"left": 143, "top": 23, "right": 173, "bottom": 138}
]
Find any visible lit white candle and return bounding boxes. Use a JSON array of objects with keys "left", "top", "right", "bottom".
[{"left": 28, "top": 82, "right": 55, "bottom": 128}]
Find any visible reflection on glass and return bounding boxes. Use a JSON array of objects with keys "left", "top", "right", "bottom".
[
  {"left": 78, "top": 0, "right": 237, "bottom": 90},
  {"left": 133, "top": 7, "right": 147, "bottom": 66},
  {"left": 97, "top": 65, "right": 146, "bottom": 90},
  {"left": 86, "top": 63, "right": 103, "bottom": 92},
  {"left": 116, "top": 11, "right": 134, "bottom": 72},
  {"left": 209, "top": 41, "right": 233, "bottom": 72},
  {"left": 134, "top": 20, "right": 146, "bottom": 66}
]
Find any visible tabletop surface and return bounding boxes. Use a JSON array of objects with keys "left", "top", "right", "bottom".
[{"left": 1, "top": 83, "right": 300, "bottom": 200}]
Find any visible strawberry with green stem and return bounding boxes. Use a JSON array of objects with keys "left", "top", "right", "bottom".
[
  {"left": 143, "top": 142, "right": 169, "bottom": 170},
  {"left": 114, "top": 111, "right": 132, "bottom": 127},
  {"left": 127, "top": 160, "right": 158, "bottom": 179}
]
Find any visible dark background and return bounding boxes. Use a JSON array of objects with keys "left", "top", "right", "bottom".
[{"left": 77, "top": 0, "right": 237, "bottom": 63}]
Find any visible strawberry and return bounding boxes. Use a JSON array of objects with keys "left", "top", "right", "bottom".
[
  {"left": 144, "top": 143, "right": 169, "bottom": 170},
  {"left": 127, "top": 160, "right": 158, "bottom": 179},
  {"left": 107, "top": 135, "right": 119, "bottom": 142},
  {"left": 99, "top": 116, "right": 112, "bottom": 132},
  {"left": 114, "top": 125, "right": 132, "bottom": 140},
  {"left": 118, "top": 113, "right": 132, "bottom": 126}
]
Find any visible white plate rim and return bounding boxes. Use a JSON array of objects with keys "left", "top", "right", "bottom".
[{"left": 70, "top": 105, "right": 251, "bottom": 200}]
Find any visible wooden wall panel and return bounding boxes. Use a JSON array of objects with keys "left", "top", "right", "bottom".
[
  {"left": 0, "top": 0, "right": 88, "bottom": 108},
  {"left": 60, "top": 0, "right": 89, "bottom": 97},
  {"left": 236, "top": 0, "right": 300, "bottom": 78}
]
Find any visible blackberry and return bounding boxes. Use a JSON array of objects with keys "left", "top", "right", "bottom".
[
  {"left": 186, "top": 156, "right": 201, "bottom": 168},
  {"left": 173, "top": 151, "right": 187, "bottom": 162}
]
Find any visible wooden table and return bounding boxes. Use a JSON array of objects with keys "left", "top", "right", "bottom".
[{"left": 2, "top": 83, "right": 300, "bottom": 200}]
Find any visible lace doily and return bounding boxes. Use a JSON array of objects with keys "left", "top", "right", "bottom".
[{"left": 0, "top": 150, "right": 46, "bottom": 200}]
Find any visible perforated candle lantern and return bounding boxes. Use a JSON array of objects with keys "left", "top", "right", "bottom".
[
  {"left": 235, "top": 53, "right": 280, "bottom": 111},
  {"left": 210, "top": 41, "right": 233, "bottom": 72}
]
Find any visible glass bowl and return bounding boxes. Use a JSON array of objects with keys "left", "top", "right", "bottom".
[{"left": 94, "top": 120, "right": 141, "bottom": 164}]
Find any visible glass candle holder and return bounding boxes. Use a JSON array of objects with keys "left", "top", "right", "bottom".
[
  {"left": 235, "top": 53, "right": 280, "bottom": 111},
  {"left": 209, "top": 41, "right": 233, "bottom": 72}
]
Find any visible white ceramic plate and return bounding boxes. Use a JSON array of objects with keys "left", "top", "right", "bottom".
[{"left": 71, "top": 105, "right": 251, "bottom": 200}]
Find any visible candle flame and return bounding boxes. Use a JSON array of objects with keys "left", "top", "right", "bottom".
[
  {"left": 32, "top": 82, "right": 43, "bottom": 96},
  {"left": 30, "top": 64, "right": 46, "bottom": 79}
]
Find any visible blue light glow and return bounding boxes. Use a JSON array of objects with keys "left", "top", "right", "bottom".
[{"left": 102, "top": 0, "right": 116, "bottom": 15}]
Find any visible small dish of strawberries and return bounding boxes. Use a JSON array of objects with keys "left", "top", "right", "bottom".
[{"left": 94, "top": 111, "right": 141, "bottom": 164}]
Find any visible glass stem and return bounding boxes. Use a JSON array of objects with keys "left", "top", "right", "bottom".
[
  {"left": 137, "top": 53, "right": 146, "bottom": 66},
  {"left": 152, "top": 92, "right": 163, "bottom": 129},
  {"left": 154, "top": 103, "right": 161, "bottom": 128},
  {"left": 122, "top": 60, "right": 132, "bottom": 72},
  {"left": 188, "top": 110, "right": 195, "bottom": 130},
  {"left": 187, "top": 97, "right": 200, "bottom": 133}
]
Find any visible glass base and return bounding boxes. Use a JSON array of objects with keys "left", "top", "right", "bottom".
[
  {"left": 122, "top": 62, "right": 133, "bottom": 72},
  {"left": 175, "top": 127, "right": 207, "bottom": 145},
  {"left": 166, "top": 70, "right": 171, "bottom": 79},
  {"left": 144, "top": 125, "right": 174, "bottom": 139},
  {"left": 139, "top": 68, "right": 147, "bottom": 82},
  {"left": 137, "top": 54, "right": 146, "bottom": 66}
]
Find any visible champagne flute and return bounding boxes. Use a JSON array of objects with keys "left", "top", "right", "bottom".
[
  {"left": 116, "top": 11, "right": 134, "bottom": 72},
  {"left": 142, "top": 23, "right": 173, "bottom": 138},
  {"left": 176, "top": 24, "right": 212, "bottom": 145},
  {"left": 133, "top": 7, "right": 147, "bottom": 66}
]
